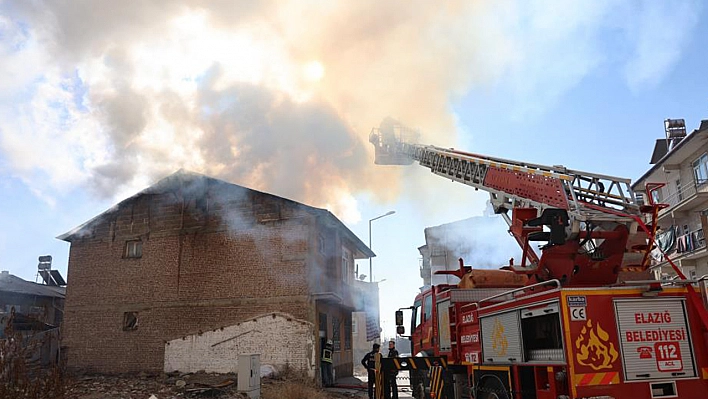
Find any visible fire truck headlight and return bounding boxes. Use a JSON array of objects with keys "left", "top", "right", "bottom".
[{"left": 555, "top": 370, "right": 567, "bottom": 382}]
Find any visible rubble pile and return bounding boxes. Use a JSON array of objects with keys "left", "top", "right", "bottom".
[
  {"left": 63, "top": 371, "right": 364, "bottom": 399},
  {"left": 65, "top": 372, "right": 246, "bottom": 399}
]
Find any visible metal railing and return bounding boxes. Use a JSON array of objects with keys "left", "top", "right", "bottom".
[
  {"left": 661, "top": 179, "right": 708, "bottom": 208},
  {"left": 477, "top": 279, "right": 561, "bottom": 309}
]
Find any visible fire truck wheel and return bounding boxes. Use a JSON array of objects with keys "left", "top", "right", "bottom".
[{"left": 476, "top": 376, "right": 509, "bottom": 399}]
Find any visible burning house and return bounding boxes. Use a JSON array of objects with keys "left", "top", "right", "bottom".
[{"left": 58, "top": 170, "right": 374, "bottom": 379}]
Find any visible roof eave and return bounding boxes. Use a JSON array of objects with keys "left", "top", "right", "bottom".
[
  {"left": 633, "top": 124, "right": 708, "bottom": 189},
  {"left": 318, "top": 210, "right": 375, "bottom": 259}
]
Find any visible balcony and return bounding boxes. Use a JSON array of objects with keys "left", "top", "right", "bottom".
[
  {"left": 651, "top": 226, "right": 707, "bottom": 271},
  {"left": 659, "top": 179, "right": 708, "bottom": 216},
  {"left": 654, "top": 227, "right": 706, "bottom": 267},
  {"left": 675, "top": 228, "right": 706, "bottom": 257}
]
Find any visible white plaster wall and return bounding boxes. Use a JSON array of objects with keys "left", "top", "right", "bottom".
[{"left": 164, "top": 312, "right": 315, "bottom": 376}]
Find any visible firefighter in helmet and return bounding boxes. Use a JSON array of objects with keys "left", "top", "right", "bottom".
[{"left": 321, "top": 339, "right": 334, "bottom": 387}]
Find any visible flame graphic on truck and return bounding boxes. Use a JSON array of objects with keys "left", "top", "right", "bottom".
[
  {"left": 575, "top": 320, "right": 618, "bottom": 370},
  {"left": 492, "top": 318, "right": 508, "bottom": 355}
]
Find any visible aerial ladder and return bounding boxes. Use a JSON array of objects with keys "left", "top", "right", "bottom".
[{"left": 370, "top": 123, "right": 660, "bottom": 287}]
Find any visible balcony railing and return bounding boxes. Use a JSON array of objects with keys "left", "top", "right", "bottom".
[
  {"left": 661, "top": 179, "right": 708, "bottom": 208},
  {"left": 652, "top": 227, "right": 705, "bottom": 268}
]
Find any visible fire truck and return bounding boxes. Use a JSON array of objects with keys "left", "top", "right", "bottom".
[{"left": 369, "top": 124, "right": 708, "bottom": 399}]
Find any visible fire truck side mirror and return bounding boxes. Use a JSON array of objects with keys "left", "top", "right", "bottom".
[
  {"left": 396, "top": 325, "right": 405, "bottom": 336},
  {"left": 395, "top": 310, "right": 404, "bottom": 326}
]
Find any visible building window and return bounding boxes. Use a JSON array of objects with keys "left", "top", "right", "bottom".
[
  {"left": 344, "top": 316, "right": 352, "bottom": 350},
  {"left": 651, "top": 189, "right": 661, "bottom": 204},
  {"left": 125, "top": 240, "right": 142, "bottom": 258},
  {"left": 123, "top": 312, "right": 138, "bottom": 331},
  {"left": 352, "top": 318, "right": 358, "bottom": 336},
  {"left": 319, "top": 312, "right": 327, "bottom": 338},
  {"left": 693, "top": 153, "right": 708, "bottom": 185},
  {"left": 342, "top": 248, "right": 351, "bottom": 283},
  {"left": 636, "top": 192, "right": 645, "bottom": 205},
  {"left": 332, "top": 317, "right": 341, "bottom": 351}
]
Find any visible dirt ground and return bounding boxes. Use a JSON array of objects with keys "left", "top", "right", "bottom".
[{"left": 63, "top": 372, "right": 366, "bottom": 399}]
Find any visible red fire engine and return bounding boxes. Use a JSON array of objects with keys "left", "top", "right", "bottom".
[{"left": 369, "top": 125, "right": 708, "bottom": 399}]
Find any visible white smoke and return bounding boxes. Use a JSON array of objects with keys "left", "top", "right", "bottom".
[
  {"left": 0, "top": 1, "right": 700, "bottom": 222},
  {"left": 425, "top": 214, "right": 522, "bottom": 270}
]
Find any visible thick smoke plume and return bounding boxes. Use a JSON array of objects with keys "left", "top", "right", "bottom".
[
  {"left": 0, "top": 1, "right": 490, "bottom": 221},
  {"left": 0, "top": 1, "right": 700, "bottom": 222}
]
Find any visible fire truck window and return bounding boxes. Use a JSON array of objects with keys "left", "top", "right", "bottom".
[
  {"left": 521, "top": 314, "right": 563, "bottom": 361},
  {"left": 412, "top": 300, "right": 422, "bottom": 329},
  {"left": 423, "top": 295, "right": 433, "bottom": 322}
]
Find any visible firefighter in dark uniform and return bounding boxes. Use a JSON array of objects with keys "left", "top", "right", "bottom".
[
  {"left": 361, "top": 343, "right": 381, "bottom": 399},
  {"left": 386, "top": 340, "right": 399, "bottom": 399},
  {"left": 321, "top": 339, "right": 334, "bottom": 387}
]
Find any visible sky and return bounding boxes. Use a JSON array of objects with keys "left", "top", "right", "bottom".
[{"left": 1, "top": 0, "right": 708, "bottom": 339}]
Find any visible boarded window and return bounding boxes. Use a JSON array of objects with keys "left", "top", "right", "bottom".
[
  {"left": 123, "top": 312, "right": 138, "bottom": 331},
  {"left": 255, "top": 202, "right": 280, "bottom": 222},
  {"left": 319, "top": 235, "right": 326, "bottom": 254},
  {"left": 332, "top": 316, "right": 341, "bottom": 351},
  {"left": 125, "top": 240, "right": 142, "bottom": 258}
]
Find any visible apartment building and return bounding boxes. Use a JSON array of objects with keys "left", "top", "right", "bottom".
[{"left": 632, "top": 119, "right": 708, "bottom": 279}]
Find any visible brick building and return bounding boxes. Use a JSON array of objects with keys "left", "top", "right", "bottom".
[{"left": 59, "top": 170, "right": 374, "bottom": 378}]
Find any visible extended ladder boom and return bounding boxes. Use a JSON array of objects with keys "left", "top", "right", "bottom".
[
  {"left": 370, "top": 124, "right": 657, "bottom": 285},
  {"left": 370, "top": 128, "right": 642, "bottom": 226}
]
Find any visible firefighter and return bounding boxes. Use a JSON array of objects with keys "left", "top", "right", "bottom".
[
  {"left": 386, "top": 339, "right": 399, "bottom": 399},
  {"left": 361, "top": 343, "right": 380, "bottom": 399},
  {"left": 321, "top": 339, "right": 334, "bottom": 387}
]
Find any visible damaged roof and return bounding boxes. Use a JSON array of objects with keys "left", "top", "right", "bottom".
[
  {"left": 58, "top": 169, "right": 374, "bottom": 258},
  {"left": 0, "top": 272, "right": 66, "bottom": 298}
]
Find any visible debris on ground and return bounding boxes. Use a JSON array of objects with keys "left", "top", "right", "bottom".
[
  {"left": 63, "top": 371, "right": 366, "bottom": 399},
  {"left": 260, "top": 364, "right": 277, "bottom": 378}
]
